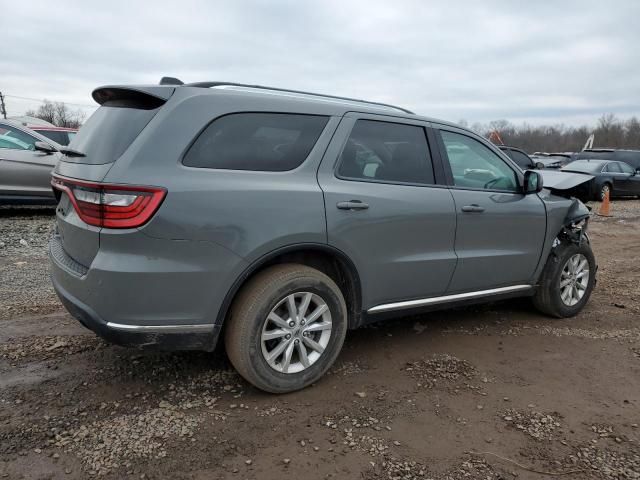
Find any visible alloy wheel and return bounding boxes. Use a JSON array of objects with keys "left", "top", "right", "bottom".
[
  {"left": 260, "top": 292, "right": 332, "bottom": 374},
  {"left": 559, "top": 253, "right": 589, "bottom": 306}
]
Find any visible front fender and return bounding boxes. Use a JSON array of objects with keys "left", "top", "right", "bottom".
[{"left": 532, "top": 191, "right": 592, "bottom": 284}]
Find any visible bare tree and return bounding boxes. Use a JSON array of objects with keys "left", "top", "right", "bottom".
[
  {"left": 460, "top": 113, "right": 640, "bottom": 153},
  {"left": 25, "top": 100, "right": 85, "bottom": 128}
]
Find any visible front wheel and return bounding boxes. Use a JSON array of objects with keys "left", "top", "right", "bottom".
[
  {"left": 225, "top": 264, "right": 348, "bottom": 393},
  {"left": 599, "top": 183, "right": 611, "bottom": 201},
  {"left": 533, "top": 241, "right": 596, "bottom": 318}
]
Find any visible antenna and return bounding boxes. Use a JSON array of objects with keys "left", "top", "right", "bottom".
[{"left": 159, "top": 77, "right": 184, "bottom": 86}]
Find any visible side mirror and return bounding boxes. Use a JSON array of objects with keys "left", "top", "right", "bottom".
[
  {"left": 535, "top": 162, "right": 545, "bottom": 170},
  {"left": 523, "top": 170, "right": 543, "bottom": 194},
  {"left": 635, "top": 168, "right": 640, "bottom": 176},
  {"left": 34, "top": 141, "right": 57, "bottom": 155}
]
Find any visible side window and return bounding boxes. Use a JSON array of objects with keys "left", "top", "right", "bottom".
[
  {"left": 605, "top": 162, "right": 622, "bottom": 173},
  {"left": 507, "top": 149, "right": 533, "bottom": 169},
  {"left": 337, "top": 120, "right": 434, "bottom": 185},
  {"left": 619, "top": 162, "right": 635, "bottom": 174},
  {"left": 0, "top": 125, "right": 38, "bottom": 151},
  {"left": 440, "top": 131, "right": 519, "bottom": 192},
  {"left": 183, "top": 113, "right": 329, "bottom": 171}
]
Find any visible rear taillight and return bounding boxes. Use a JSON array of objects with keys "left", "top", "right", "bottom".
[{"left": 51, "top": 174, "right": 166, "bottom": 229}]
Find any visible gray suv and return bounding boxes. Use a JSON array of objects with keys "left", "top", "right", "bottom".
[{"left": 50, "top": 80, "right": 596, "bottom": 393}]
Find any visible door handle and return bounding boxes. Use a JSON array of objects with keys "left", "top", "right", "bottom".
[
  {"left": 337, "top": 200, "right": 369, "bottom": 211},
  {"left": 461, "top": 204, "right": 485, "bottom": 213}
]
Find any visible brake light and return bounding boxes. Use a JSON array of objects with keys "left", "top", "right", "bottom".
[{"left": 51, "top": 174, "right": 166, "bottom": 229}]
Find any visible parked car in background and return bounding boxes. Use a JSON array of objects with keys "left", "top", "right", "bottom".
[
  {"left": 0, "top": 120, "right": 62, "bottom": 204},
  {"left": 562, "top": 159, "right": 640, "bottom": 200},
  {"left": 29, "top": 125, "right": 78, "bottom": 146},
  {"left": 50, "top": 79, "right": 597, "bottom": 393},
  {"left": 498, "top": 146, "right": 544, "bottom": 170},
  {"left": 575, "top": 149, "right": 640, "bottom": 170},
  {"left": 531, "top": 153, "right": 575, "bottom": 169}
]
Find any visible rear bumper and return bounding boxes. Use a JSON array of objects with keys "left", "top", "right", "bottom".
[
  {"left": 52, "top": 275, "right": 221, "bottom": 351},
  {"left": 48, "top": 232, "right": 237, "bottom": 351}
]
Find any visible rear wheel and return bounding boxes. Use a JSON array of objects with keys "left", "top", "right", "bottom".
[
  {"left": 599, "top": 183, "right": 611, "bottom": 201},
  {"left": 533, "top": 241, "right": 596, "bottom": 318},
  {"left": 225, "top": 264, "right": 347, "bottom": 393}
]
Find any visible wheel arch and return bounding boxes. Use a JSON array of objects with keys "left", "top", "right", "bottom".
[{"left": 215, "top": 243, "right": 363, "bottom": 329}]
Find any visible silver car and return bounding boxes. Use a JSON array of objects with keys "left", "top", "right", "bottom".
[{"left": 0, "top": 120, "right": 62, "bottom": 204}]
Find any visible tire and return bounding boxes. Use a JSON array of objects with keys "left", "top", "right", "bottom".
[
  {"left": 533, "top": 241, "right": 596, "bottom": 318},
  {"left": 225, "top": 263, "right": 348, "bottom": 393},
  {"left": 599, "top": 183, "right": 612, "bottom": 201}
]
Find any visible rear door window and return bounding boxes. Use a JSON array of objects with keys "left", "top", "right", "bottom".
[
  {"left": 336, "top": 120, "right": 435, "bottom": 185},
  {"left": 183, "top": 113, "right": 329, "bottom": 171}
]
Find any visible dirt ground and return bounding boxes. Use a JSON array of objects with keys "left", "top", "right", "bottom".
[{"left": 0, "top": 200, "right": 639, "bottom": 480}]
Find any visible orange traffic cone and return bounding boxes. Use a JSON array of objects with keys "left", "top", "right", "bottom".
[{"left": 598, "top": 189, "right": 611, "bottom": 217}]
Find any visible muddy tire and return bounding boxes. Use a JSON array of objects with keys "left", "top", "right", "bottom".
[
  {"left": 225, "top": 263, "right": 348, "bottom": 393},
  {"left": 533, "top": 241, "right": 596, "bottom": 318}
]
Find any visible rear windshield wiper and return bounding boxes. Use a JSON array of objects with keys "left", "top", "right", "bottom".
[{"left": 59, "top": 147, "right": 86, "bottom": 158}]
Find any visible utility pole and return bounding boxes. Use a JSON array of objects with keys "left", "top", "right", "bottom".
[{"left": 0, "top": 92, "right": 6, "bottom": 119}]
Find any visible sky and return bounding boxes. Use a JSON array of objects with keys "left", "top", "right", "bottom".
[{"left": 2, "top": 0, "right": 639, "bottom": 127}]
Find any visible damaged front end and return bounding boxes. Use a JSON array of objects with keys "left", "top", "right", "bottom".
[
  {"left": 554, "top": 205, "right": 590, "bottom": 248},
  {"left": 537, "top": 169, "right": 594, "bottom": 203},
  {"left": 533, "top": 169, "right": 595, "bottom": 281},
  {"left": 541, "top": 171, "right": 593, "bottom": 247}
]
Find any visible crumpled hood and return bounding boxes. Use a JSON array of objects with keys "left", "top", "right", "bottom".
[{"left": 538, "top": 169, "right": 593, "bottom": 191}]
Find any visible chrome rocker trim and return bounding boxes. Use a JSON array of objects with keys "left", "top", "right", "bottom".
[{"left": 367, "top": 285, "right": 533, "bottom": 314}]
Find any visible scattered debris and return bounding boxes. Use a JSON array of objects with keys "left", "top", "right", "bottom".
[
  {"left": 405, "top": 354, "right": 477, "bottom": 389},
  {"left": 500, "top": 409, "right": 562, "bottom": 440},
  {"left": 0, "top": 335, "right": 104, "bottom": 363}
]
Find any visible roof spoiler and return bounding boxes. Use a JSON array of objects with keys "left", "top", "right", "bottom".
[{"left": 92, "top": 86, "right": 174, "bottom": 109}]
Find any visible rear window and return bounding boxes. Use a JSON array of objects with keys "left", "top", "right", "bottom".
[
  {"left": 36, "top": 130, "right": 73, "bottom": 146},
  {"left": 563, "top": 160, "right": 607, "bottom": 173},
  {"left": 576, "top": 151, "right": 614, "bottom": 161},
  {"left": 64, "top": 103, "right": 160, "bottom": 164},
  {"left": 183, "top": 113, "right": 329, "bottom": 171}
]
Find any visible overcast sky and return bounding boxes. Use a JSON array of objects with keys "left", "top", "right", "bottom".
[{"left": 2, "top": 0, "right": 638, "bottom": 126}]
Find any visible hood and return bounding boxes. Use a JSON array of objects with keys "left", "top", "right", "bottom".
[{"left": 538, "top": 169, "right": 593, "bottom": 191}]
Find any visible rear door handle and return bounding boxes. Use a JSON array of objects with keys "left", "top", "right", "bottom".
[
  {"left": 337, "top": 200, "right": 369, "bottom": 211},
  {"left": 461, "top": 204, "right": 485, "bottom": 213}
]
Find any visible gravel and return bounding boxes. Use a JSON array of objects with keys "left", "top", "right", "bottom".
[
  {"left": 0, "top": 207, "right": 58, "bottom": 321},
  {"left": 567, "top": 444, "right": 640, "bottom": 479},
  {"left": 0, "top": 335, "right": 104, "bottom": 363},
  {"left": 500, "top": 409, "right": 562, "bottom": 440},
  {"left": 56, "top": 404, "right": 203, "bottom": 475},
  {"left": 405, "top": 354, "right": 477, "bottom": 389}
]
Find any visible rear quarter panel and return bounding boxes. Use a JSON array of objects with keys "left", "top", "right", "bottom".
[{"left": 103, "top": 89, "right": 341, "bottom": 267}]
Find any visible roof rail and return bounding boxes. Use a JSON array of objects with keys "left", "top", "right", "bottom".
[{"left": 183, "top": 81, "right": 414, "bottom": 115}]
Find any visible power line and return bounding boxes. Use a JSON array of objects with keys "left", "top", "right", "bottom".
[
  {"left": 4, "top": 94, "right": 96, "bottom": 109},
  {"left": 0, "top": 92, "right": 6, "bottom": 119}
]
